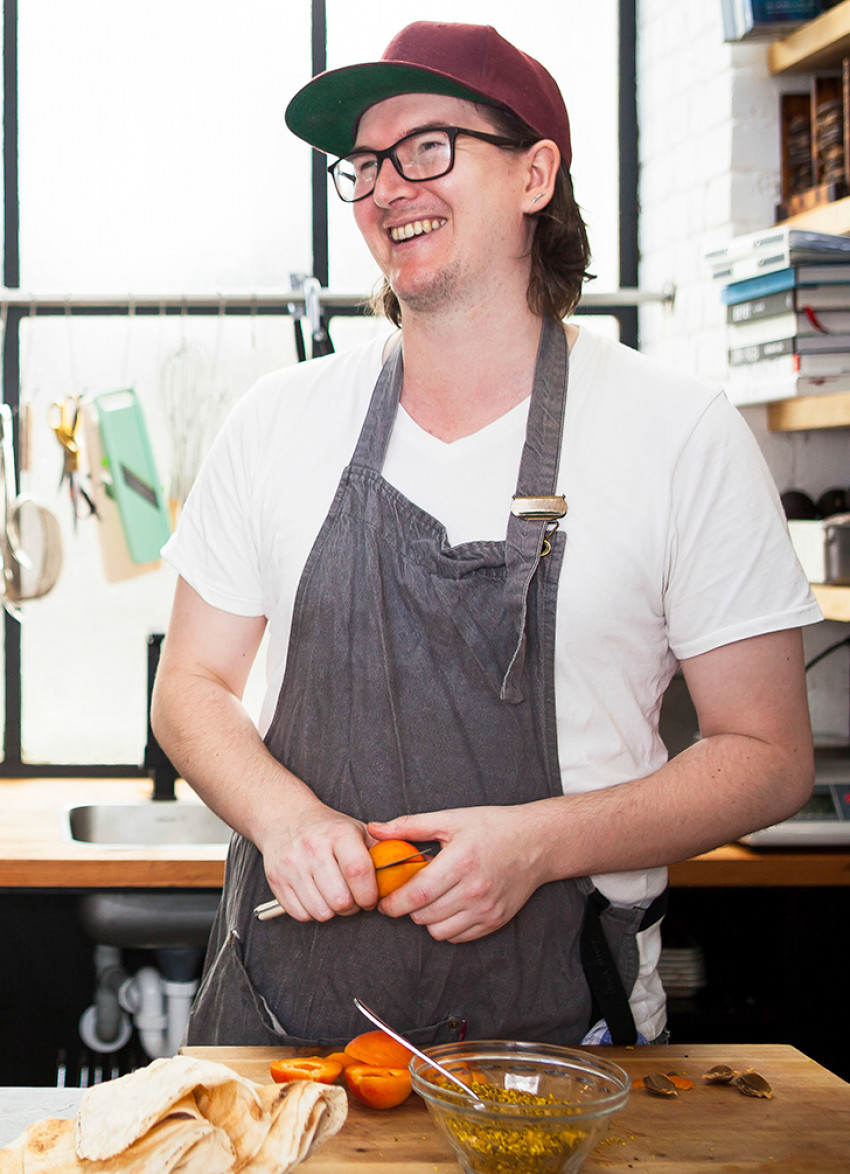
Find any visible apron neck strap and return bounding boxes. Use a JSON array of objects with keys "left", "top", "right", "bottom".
[
  {"left": 349, "top": 317, "right": 570, "bottom": 704},
  {"left": 351, "top": 341, "right": 405, "bottom": 472},
  {"left": 501, "top": 316, "right": 569, "bottom": 702}
]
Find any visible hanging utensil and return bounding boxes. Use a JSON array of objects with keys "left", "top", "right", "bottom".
[
  {"left": 0, "top": 403, "right": 63, "bottom": 616},
  {"left": 303, "top": 277, "right": 335, "bottom": 357},
  {"left": 352, "top": 998, "right": 485, "bottom": 1109}
]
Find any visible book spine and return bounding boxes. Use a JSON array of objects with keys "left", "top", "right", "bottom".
[
  {"left": 749, "top": 0, "right": 821, "bottom": 19},
  {"left": 722, "top": 269, "right": 796, "bottom": 303},
  {"left": 729, "top": 338, "right": 796, "bottom": 365},
  {"left": 729, "top": 313, "right": 850, "bottom": 346},
  {"left": 712, "top": 250, "right": 792, "bottom": 282},
  {"left": 728, "top": 348, "right": 850, "bottom": 374},
  {"left": 727, "top": 289, "right": 795, "bottom": 322}
]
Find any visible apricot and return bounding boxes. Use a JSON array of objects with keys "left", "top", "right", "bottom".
[{"left": 369, "top": 839, "right": 430, "bottom": 898}]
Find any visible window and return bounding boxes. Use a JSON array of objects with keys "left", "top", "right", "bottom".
[{"left": 0, "top": 0, "right": 634, "bottom": 772}]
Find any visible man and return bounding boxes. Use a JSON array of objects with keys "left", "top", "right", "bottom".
[{"left": 153, "top": 22, "right": 820, "bottom": 1049}]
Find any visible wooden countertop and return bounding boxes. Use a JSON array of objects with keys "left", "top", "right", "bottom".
[
  {"left": 182, "top": 1043, "right": 850, "bottom": 1172},
  {"left": 2, "top": 778, "right": 850, "bottom": 890},
  {"left": 0, "top": 778, "right": 227, "bottom": 889}
]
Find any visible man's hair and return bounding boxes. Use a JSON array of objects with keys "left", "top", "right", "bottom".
[{"left": 370, "top": 105, "right": 593, "bottom": 326}]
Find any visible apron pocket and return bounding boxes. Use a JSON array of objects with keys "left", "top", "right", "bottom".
[
  {"left": 187, "top": 925, "right": 465, "bottom": 1050},
  {"left": 187, "top": 928, "right": 293, "bottom": 1046}
]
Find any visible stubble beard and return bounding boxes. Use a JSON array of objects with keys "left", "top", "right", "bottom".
[{"left": 392, "top": 257, "right": 466, "bottom": 319}]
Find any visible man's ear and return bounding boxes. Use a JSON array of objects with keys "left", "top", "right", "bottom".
[{"left": 523, "top": 139, "right": 560, "bottom": 213}]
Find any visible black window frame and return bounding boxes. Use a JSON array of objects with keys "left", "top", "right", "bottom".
[{"left": 0, "top": 0, "right": 638, "bottom": 776}]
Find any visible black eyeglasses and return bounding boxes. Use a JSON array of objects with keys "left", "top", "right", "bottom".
[{"left": 328, "top": 125, "right": 534, "bottom": 203}]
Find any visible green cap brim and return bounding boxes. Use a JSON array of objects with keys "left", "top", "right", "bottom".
[{"left": 285, "top": 62, "right": 500, "bottom": 158}]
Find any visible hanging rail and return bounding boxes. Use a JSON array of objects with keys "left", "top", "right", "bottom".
[{"left": 0, "top": 286, "right": 674, "bottom": 314}]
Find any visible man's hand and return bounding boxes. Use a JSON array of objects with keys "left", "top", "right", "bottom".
[
  {"left": 366, "top": 806, "right": 550, "bottom": 943},
  {"left": 258, "top": 802, "right": 380, "bottom": 922},
  {"left": 153, "top": 578, "right": 382, "bottom": 924},
  {"left": 368, "top": 629, "right": 815, "bottom": 944}
]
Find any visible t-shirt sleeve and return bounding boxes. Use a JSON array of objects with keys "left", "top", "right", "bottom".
[
  {"left": 162, "top": 387, "right": 266, "bottom": 616},
  {"left": 664, "top": 392, "right": 822, "bottom": 660}
]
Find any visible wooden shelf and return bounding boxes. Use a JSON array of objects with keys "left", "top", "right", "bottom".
[
  {"left": 778, "top": 193, "right": 850, "bottom": 232},
  {"left": 768, "top": 0, "right": 850, "bottom": 74},
  {"left": 766, "top": 390, "right": 850, "bottom": 430},
  {"left": 811, "top": 582, "right": 850, "bottom": 620}
]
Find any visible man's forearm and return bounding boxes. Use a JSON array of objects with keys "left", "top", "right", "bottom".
[
  {"left": 532, "top": 729, "right": 814, "bottom": 884},
  {"left": 151, "top": 667, "right": 312, "bottom": 848}
]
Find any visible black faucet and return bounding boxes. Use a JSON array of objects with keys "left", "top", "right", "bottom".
[{"left": 145, "top": 633, "right": 178, "bottom": 801}]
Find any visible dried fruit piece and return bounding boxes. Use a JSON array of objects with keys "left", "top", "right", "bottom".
[
  {"left": 733, "top": 1069, "right": 773, "bottom": 1099},
  {"left": 702, "top": 1064, "right": 739, "bottom": 1084},
  {"left": 665, "top": 1072, "right": 695, "bottom": 1091},
  {"left": 643, "top": 1072, "right": 678, "bottom": 1097}
]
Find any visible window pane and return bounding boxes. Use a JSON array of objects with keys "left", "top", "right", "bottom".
[
  {"left": 11, "top": 1, "right": 315, "bottom": 765},
  {"left": 325, "top": 1, "right": 620, "bottom": 294},
  {"left": 18, "top": 0, "right": 312, "bottom": 291},
  {"left": 18, "top": 312, "right": 298, "bottom": 764}
]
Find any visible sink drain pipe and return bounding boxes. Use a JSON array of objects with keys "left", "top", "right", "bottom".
[
  {"left": 118, "top": 967, "right": 199, "bottom": 1059},
  {"left": 78, "top": 945, "right": 133, "bottom": 1054},
  {"left": 78, "top": 946, "right": 199, "bottom": 1060}
]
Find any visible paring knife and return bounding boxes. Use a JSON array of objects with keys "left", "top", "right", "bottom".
[{"left": 253, "top": 848, "right": 435, "bottom": 921}]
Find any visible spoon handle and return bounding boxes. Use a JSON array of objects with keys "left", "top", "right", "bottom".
[{"left": 352, "top": 997, "right": 482, "bottom": 1105}]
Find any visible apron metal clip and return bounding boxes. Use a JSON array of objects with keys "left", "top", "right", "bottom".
[
  {"left": 510, "top": 495, "right": 568, "bottom": 522},
  {"left": 511, "top": 495, "right": 567, "bottom": 556}
]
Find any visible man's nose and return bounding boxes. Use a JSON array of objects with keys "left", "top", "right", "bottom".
[{"left": 372, "top": 155, "right": 413, "bottom": 203}]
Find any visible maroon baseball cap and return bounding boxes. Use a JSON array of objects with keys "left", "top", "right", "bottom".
[{"left": 285, "top": 21, "right": 572, "bottom": 169}]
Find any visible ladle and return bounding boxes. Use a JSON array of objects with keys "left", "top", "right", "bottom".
[{"left": 353, "top": 997, "right": 486, "bottom": 1110}]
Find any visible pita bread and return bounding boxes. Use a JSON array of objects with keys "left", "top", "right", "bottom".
[
  {"left": 0, "top": 1130, "right": 24, "bottom": 1174},
  {"left": 248, "top": 1082, "right": 348, "bottom": 1174},
  {"left": 75, "top": 1055, "right": 261, "bottom": 1160},
  {"left": 3, "top": 1054, "right": 347, "bottom": 1174},
  {"left": 7, "top": 1101, "right": 233, "bottom": 1174},
  {"left": 193, "top": 1080, "right": 271, "bottom": 1169}
]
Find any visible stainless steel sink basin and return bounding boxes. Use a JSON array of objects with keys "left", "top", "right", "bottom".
[
  {"left": 65, "top": 801, "right": 231, "bottom": 847},
  {"left": 77, "top": 891, "right": 222, "bottom": 948}
]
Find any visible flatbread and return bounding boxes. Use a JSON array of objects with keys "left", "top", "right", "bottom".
[
  {"left": 0, "top": 1130, "right": 24, "bottom": 1174},
  {"left": 194, "top": 1080, "right": 271, "bottom": 1169},
  {"left": 248, "top": 1082, "right": 348, "bottom": 1174},
  {"left": 75, "top": 1055, "right": 261, "bottom": 1161},
  {"left": 8, "top": 1101, "right": 233, "bottom": 1174},
  {"left": 5, "top": 1055, "right": 347, "bottom": 1174}
]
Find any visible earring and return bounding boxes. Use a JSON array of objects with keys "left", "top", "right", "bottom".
[{"left": 531, "top": 193, "right": 544, "bottom": 205}]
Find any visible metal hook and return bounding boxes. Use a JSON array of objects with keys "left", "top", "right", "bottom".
[{"left": 541, "top": 519, "right": 560, "bottom": 557}]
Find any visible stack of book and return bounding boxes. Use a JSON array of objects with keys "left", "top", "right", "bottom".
[
  {"left": 705, "top": 226, "right": 850, "bottom": 405},
  {"left": 721, "top": 0, "right": 828, "bottom": 42}
]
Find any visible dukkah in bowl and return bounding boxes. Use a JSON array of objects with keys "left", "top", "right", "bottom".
[{"left": 409, "top": 1040, "right": 630, "bottom": 1174}]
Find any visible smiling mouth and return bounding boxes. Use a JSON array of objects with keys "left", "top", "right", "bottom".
[{"left": 389, "top": 218, "right": 447, "bottom": 243}]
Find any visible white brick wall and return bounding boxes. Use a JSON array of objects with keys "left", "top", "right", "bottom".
[{"left": 636, "top": 0, "right": 849, "bottom": 740}]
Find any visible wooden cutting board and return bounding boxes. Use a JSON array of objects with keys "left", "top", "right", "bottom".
[{"left": 182, "top": 1042, "right": 850, "bottom": 1171}]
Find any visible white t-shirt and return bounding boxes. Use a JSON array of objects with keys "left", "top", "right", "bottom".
[{"left": 163, "top": 325, "right": 821, "bottom": 1040}]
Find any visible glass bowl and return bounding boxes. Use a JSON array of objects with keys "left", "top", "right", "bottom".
[{"left": 409, "top": 1040, "right": 630, "bottom": 1174}]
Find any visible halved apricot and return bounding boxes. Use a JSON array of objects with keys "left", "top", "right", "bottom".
[
  {"left": 345, "top": 1063, "right": 412, "bottom": 1109},
  {"left": 344, "top": 1028, "right": 414, "bottom": 1069},
  {"left": 269, "top": 1056, "right": 342, "bottom": 1085}
]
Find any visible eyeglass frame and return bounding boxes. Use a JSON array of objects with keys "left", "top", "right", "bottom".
[{"left": 327, "top": 125, "right": 537, "bottom": 203}]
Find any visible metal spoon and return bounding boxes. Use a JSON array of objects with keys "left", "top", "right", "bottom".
[{"left": 353, "top": 997, "right": 485, "bottom": 1109}]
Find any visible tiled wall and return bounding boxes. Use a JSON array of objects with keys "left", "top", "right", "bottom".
[{"left": 636, "top": 0, "right": 850, "bottom": 741}]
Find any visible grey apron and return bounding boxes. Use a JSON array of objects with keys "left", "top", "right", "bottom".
[{"left": 187, "top": 317, "right": 652, "bottom": 1049}]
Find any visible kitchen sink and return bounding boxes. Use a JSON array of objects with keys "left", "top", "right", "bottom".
[
  {"left": 77, "top": 890, "right": 222, "bottom": 948},
  {"left": 65, "top": 801, "right": 232, "bottom": 847}
]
